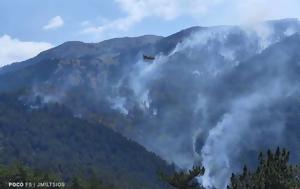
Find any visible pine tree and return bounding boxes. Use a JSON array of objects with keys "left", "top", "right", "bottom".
[
  {"left": 160, "top": 166, "right": 205, "bottom": 189},
  {"left": 70, "top": 177, "right": 82, "bottom": 189},
  {"left": 227, "top": 147, "right": 300, "bottom": 189}
]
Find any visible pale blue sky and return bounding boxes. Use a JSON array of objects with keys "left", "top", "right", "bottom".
[
  {"left": 0, "top": 0, "right": 299, "bottom": 66},
  {"left": 0, "top": 0, "right": 201, "bottom": 44}
]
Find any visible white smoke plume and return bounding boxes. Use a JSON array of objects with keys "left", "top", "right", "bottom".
[
  {"left": 27, "top": 19, "right": 300, "bottom": 188},
  {"left": 113, "top": 20, "right": 300, "bottom": 188}
]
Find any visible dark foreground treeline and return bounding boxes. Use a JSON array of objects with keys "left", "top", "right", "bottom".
[
  {"left": 162, "top": 148, "right": 300, "bottom": 189},
  {"left": 1, "top": 148, "right": 300, "bottom": 189},
  {"left": 0, "top": 162, "right": 111, "bottom": 189}
]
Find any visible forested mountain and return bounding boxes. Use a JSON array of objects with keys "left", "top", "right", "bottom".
[
  {"left": 0, "top": 93, "right": 173, "bottom": 189},
  {"left": 0, "top": 18, "right": 300, "bottom": 188}
]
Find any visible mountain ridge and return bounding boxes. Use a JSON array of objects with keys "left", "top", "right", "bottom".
[
  {"left": 1, "top": 18, "right": 299, "bottom": 74},
  {"left": 0, "top": 18, "right": 300, "bottom": 188}
]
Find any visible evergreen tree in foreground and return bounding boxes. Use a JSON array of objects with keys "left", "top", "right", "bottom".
[
  {"left": 160, "top": 166, "right": 205, "bottom": 189},
  {"left": 227, "top": 147, "right": 300, "bottom": 189}
]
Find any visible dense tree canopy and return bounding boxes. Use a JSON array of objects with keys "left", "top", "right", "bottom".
[
  {"left": 227, "top": 148, "right": 300, "bottom": 189},
  {"left": 160, "top": 166, "right": 205, "bottom": 189},
  {"left": 159, "top": 148, "right": 300, "bottom": 189},
  {"left": 0, "top": 93, "right": 174, "bottom": 189}
]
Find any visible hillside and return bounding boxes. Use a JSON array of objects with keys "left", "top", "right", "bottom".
[
  {"left": 0, "top": 18, "right": 300, "bottom": 188},
  {"left": 0, "top": 93, "right": 173, "bottom": 189}
]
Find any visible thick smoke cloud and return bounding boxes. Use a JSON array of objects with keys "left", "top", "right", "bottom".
[
  {"left": 116, "top": 20, "right": 300, "bottom": 188},
  {"left": 29, "top": 19, "right": 300, "bottom": 188}
]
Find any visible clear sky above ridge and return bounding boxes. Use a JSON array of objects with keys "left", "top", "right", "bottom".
[{"left": 0, "top": 0, "right": 300, "bottom": 66}]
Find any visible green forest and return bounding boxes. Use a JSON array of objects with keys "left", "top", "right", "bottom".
[
  {"left": 0, "top": 93, "right": 173, "bottom": 189},
  {"left": 1, "top": 147, "right": 300, "bottom": 189},
  {"left": 161, "top": 148, "right": 300, "bottom": 189},
  {"left": 0, "top": 93, "right": 299, "bottom": 188}
]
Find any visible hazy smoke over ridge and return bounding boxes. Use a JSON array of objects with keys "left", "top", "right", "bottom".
[
  {"left": 28, "top": 19, "right": 300, "bottom": 189},
  {"left": 118, "top": 20, "right": 300, "bottom": 188}
]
